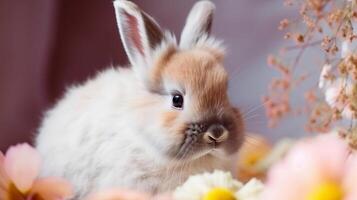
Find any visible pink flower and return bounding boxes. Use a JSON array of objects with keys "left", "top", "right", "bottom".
[
  {"left": 260, "top": 134, "right": 357, "bottom": 200},
  {"left": 0, "top": 143, "right": 73, "bottom": 200},
  {"left": 86, "top": 189, "right": 172, "bottom": 200}
]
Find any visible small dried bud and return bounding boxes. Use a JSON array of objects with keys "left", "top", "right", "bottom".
[
  {"left": 267, "top": 55, "right": 277, "bottom": 66},
  {"left": 353, "top": 11, "right": 357, "bottom": 20},
  {"left": 303, "top": 15, "right": 315, "bottom": 29},
  {"left": 321, "top": 36, "right": 331, "bottom": 51},
  {"left": 279, "top": 19, "right": 290, "bottom": 30},
  {"left": 284, "top": 0, "right": 294, "bottom": 6},
  {"left": 327, "top": 9, "right": 343, "bottom": 26},
  {"left": 338, "top": 62, "right": 348, "bottom": 75},
  {"left": 284, "top": 32, "right": 292, "bottom": 39},
  {"left": 305, "top": 90, "right": 317, "bottom": 104},
  {"left": 307, "top": 0, "right": 328, "bottom": 13},
  {"left": 330, "top": 45, "right": 339, "bottom": 54},
  {"left": 347, "top": 127, "right": 357, "bottom": 149},
  {"left": 295, "top": 34, "right": 305, "bottom": 43}
]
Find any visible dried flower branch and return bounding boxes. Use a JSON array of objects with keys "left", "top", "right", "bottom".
[{"left": 264, "top": 0, "right": 357, "bottom": 148}]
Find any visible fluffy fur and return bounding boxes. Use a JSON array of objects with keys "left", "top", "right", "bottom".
[{"left": 35, "top": 0, "right": 244, "bottom": 199}]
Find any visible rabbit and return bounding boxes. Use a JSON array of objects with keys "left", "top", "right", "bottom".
[{"left": 35, "top": 0, "right": 245, "bottom": 199}]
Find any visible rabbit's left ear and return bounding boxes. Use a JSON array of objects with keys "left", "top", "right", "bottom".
[
  {"left": 113, "top": 0, "right": 164, "bottom": 68},
  {"left": 179, "top": 0, "right": 215, "bottom": 49}
]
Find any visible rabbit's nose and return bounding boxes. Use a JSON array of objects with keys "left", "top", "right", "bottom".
[{"left": 203, "top": 124, "right": 228, "bottom": 144}]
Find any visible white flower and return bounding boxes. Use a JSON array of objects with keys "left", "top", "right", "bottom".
[
  {"left": 173, "top": 170, "right": 264, "bottom": 200},
  {"left": 324, "top": 79, "right": 344, "bottom": 107},
  {"left": 235, "top": 178, "right": 264, "bottom": 200},
  {"left": 174, "top": 170, "right": 242, "bottom": 200},
  {"left": 324, "top": 78, "right": 355, "bottom": 119},
  {"left": 318, "top": 64, "right": 333, "bottom": 89},
  {"left": 341, "top": 40, "right": 351, "bottom": 58}
]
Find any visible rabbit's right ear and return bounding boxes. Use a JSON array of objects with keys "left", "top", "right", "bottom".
[{"left": 113, "top": 0, "right": 164, "bottom": 70}]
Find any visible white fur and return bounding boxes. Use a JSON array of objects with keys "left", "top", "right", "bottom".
[
  {"left": 36, "top": 67, "right": 228, "bottom": 198},
  {"left": 36, "top": 0, "right": 231, "bottom": 199}
]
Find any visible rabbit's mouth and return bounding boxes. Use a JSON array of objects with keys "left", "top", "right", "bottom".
[
  {"left": 170, "top": 122, "right": 230, "bottom": 161},
  {"left": 173, "top": 142, "right": 214, "bottom": 161}
]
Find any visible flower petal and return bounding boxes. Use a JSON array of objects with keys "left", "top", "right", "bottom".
[
  {"left": 343, "top": 153, "right": 357, "bottom": 200},
  {"left": 0, "top": 151, "right": 10, "bottom": 200},
  {"left": 0, "top": 152, "right": 4, "bottom": 163},
  {"left": 341, "top": 40, "right": 351, "bottom": 58},
  {"left": 86, "top": 189, "right": 150, "bottom": 200},
  {"left": 235, "top": 178, "right": 264, "bottom": 200},
  {"left": 282, "top": 141, "right": 324, "bottom": 188},
  {"left": 236, "top": 134, "right": 272, "bottom": 182},
  {"left": 260, "top": 134, "right": 349, "bottom": 200},
  {"left": 0, "top": 151, "right": 10, "bottom": 183},
  {"left": 4, "top": 143, "right": 41, "bottom": 193},
  {"left": 310, "top": 134, "right": 349, "bottom": 181},
  {"left": 261, "top": 160, "right": 305, "bottom": 200},
  {"left": 30, "top": 177, "right": 73, "bottom": 200},
  {"left": 318, "top": 64, "right": 332, "bottom": 89},
  {"left": 152, "top": 193, "right": 173, "bottom": 200}
]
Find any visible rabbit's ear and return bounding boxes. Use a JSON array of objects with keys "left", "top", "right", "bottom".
[
  {"left": 114, "top": 0, "right": 164, "bottom": 68},
  {"left": 180, "top": 1, "right": 215, "bottom": 49}
]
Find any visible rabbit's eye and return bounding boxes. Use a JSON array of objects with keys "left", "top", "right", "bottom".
[{"left": 172, "top": 94, "right": 184, "bottom": 109}]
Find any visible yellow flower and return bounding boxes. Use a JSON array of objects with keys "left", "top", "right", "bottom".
[
  {"left": 203, "top": 188, "right": 236, "bottom": 200},
  {"left": 307, "top": 182, "right": 344, "bottom": 200},
  {"left": 236, "top": 134, "right": 271, "bottom": 182},
  {"left": 237, "top": 134, "right": 294, "bottom": 182}
]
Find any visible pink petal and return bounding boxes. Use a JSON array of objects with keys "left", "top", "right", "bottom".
[
  {"left": 310, "top": 134, "right": 349, "bottom": 181},
  {"left": 86, "top": 189, "right": 151, "bottom": 200},
  {"left": 152, "top": 193, "right": 173, "bottom": 200},
  {"left": 343, "top": 154, "right": 357, "bottom": 200},
  {"left": 0, "top": 151, "right": 10, "bottom": 199},
  {"left": 0, "top": 151, "right": 9, "bottom": 182},
  {"left": 30, "top": 177, "right": 73, "bottom": 200},
  {"left": 261, "top": 134, "right": 350, "bottom": 200},
  {"left": 261, "top": 160, "right": 306, "bottom": 200},
  {"left": 4, "top": 143, "right": 41, "bottom": 193},
  {"left": 281, "top": 141, "right": 324, "bottom": 189},
  {"left": 0, "top": 152, "right": 4, "bottom": 163},
  {"left": 340, "top": 143, "right": 357, "bottom": 200}
]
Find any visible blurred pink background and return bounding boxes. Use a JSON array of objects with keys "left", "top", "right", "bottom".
[{"left": 0, "top": 0, "right": 300, "bottom": 151}]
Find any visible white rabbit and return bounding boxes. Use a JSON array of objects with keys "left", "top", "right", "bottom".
[{"left": 35, "top": 0, "right": 244, "bottom": 199}]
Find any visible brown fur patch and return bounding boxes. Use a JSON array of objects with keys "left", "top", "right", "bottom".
[
  {"left": 149, "top": 45, "right": 177, "bottom": 92},
  {"left": 151, "top": 46, "right": 240, "bottom": 138},
  {"left": 159, "top": 48, "right": 229, "bottom": 114},
  {"left": 161, "top": 111, "right": 179, "bottom": 128},
  {"left": 202, "top": 47, "right": 225, "bottom": 62},
  {"left": 161, "top": 111, "right": 187, "bottom": 135}
]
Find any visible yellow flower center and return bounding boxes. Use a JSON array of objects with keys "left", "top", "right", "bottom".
[
  {"left": 307, "top": 182, "right": 344, "bottom": 200},
  {"left": 203, "top": 187, "right": 236, "bottom": 200},
  {"left": 244, "top": 152, "right": 264, "bottom": 167}
]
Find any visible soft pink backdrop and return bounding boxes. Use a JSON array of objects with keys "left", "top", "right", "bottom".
[{"left": 0, "top": 0, "right": 297, "bottom": 151}]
